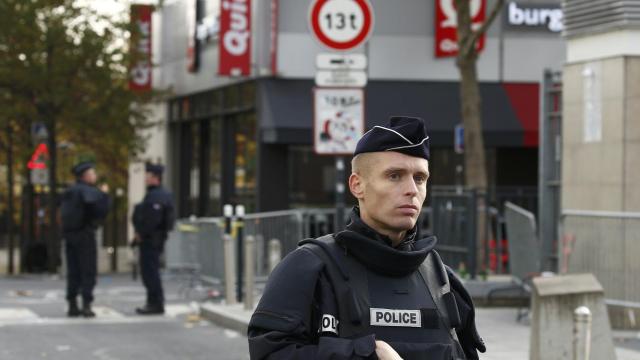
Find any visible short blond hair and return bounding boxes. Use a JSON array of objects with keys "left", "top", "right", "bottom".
[{"left": 351, "top": 153, "right": 378, "bottom": 178}]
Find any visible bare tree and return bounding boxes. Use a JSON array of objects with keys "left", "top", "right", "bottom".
[
  {"left": 454, "top": 0, "right": 505, "bottom": 275},
  {"left": 455, "top": 0, "right": 505, "bottom": 190}
]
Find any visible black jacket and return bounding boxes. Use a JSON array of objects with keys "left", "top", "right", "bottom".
[
  {"left": 132, "top": 185, "right": 175, "bottom": 239},
  {"left": 60, "top": 181, "right": 110, "bottom": 234},
  {"left": 248, "top": 208, "right": 485, "bottom": 360}
]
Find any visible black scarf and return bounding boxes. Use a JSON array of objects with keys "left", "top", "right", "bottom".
[{"left": 334, "top": 207, "right": 437, "bottom": 277}]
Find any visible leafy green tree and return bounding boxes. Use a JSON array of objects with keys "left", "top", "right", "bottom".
[{"left": 0, "top": 0, "right": 163, "bottom": 271}]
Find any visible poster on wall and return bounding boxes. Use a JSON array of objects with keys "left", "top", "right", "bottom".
[
  {"left": 435, "top": 0, "right": 485, "bottom": 58},
  {"left": 313, "top": 88, "right": 365, "bottom": 155},
  {"left": 219, "top": 0, "right": 252, "bottom": 76},
  {"left": 129, "top": 5, "right": 152, "bottom": 91}
]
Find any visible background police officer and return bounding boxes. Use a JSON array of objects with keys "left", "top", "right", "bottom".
[
  {"left": 60, "top": 161, "right": 110, "bottom": 318},
  {"left": 248, "top": 117, "right": 486, "bottom": 360},
  {"left": 132, "top": 163, "right": 175, "bottom": 315}
]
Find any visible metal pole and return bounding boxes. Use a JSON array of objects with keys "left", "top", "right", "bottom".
[
  {"left": 6, "top": 122, "right": 15, "bottom": 274},
  {"left": 235, "top": 205, "right": 245, "bottom": 303},
  {"left": 244, "top": 235, "right": 255, "bottom": 310},
  {"left": 110, "top": 191, "right": 117, "bottom": 272},
  {"left": 469, "top": 189, "right": 478, "bottom": 279},
  {"left": 223, "top": 204, "right": 233, "bottom": 234},
  {"left": 268, "top": 238, "right": 282, "bottom": 273},
  {"left": 113, "top": 188, "right": 124, "bottom": 272},
  {"left": 335, "top": 157, "right": 345, "bottom": 233},
  {"left": 573, "top": 306, "right": 592, "bottom": 360},
  {"left": 223, "top": 234, "right": 236, "bottom": 305}
]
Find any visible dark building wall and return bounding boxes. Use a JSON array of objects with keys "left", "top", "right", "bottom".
[{"left": 257, "top": 143, "right": 289, "bottom": 212}]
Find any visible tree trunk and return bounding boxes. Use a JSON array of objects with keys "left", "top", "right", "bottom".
[
  {"left": 6, "top": 122, "right": 15, "bottom": 274},
  {"left": 458, "top": 58, "right": 488, "bottom": 190}
]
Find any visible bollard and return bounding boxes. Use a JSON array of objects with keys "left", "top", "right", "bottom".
[
  {"left": 223, "top": 234, "right": 236, "bottom": 305},
  {"left": 235, "top": 205, "right": 245, "bottom": 303},
  {"left": 244, "top": 235, "right": 255, "bottom": 310},
  {"left": 223, "top": 204, "right": 233, "bottom": 234},
  {"left": 573, "top": 306, "right": 592, "bottom": 360},
  {"left": 268, "top": 239, "right": 282, "bottom": 273}
]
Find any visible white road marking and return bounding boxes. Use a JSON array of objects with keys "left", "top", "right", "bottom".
[
  {"left": 224, "top": 329, "right": 240, "bottom": 338},
  {"left": 0, "top": 305, "right": 184, "bottom": 327},
  {"left": 92, "top": 306, "right": 126, "bottom": 319},
  {"left": 0, "top": 308, "right": 39, "bottom": 321},
  {"left": 164, "top": 304, "right": 196, "bottom": 317}
]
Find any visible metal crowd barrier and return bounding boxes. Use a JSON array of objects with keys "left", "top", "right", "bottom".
[{"left": 164, "top": 209, "right": 337, "bottom": 288}]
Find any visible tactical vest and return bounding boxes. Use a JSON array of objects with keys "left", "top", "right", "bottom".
[{"left": 300, "top": 235, "right": 467, "bottom": 360}]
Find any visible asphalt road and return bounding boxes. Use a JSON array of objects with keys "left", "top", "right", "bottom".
[{"left": 0, "top": 274, "right": 250, "bottom": 360}]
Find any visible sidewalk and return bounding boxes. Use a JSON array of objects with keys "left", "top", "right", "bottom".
[{"left": 200, "top": 302, "right": 640, "bottom": 359}]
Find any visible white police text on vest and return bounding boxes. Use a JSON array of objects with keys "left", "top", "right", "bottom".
[
  {"left": 320, "top": 314, "right": 339, "bottom": 335},
  {"left": 370, "top": 308, "right": 422, "bottom": 328}
]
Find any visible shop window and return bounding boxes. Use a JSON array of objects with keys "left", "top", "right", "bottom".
[
  {"left": 207, "top": 118, "right": 223, "bottom": 215},
  {"left": 288, "top": 146, "right": 352, "bottom": 208},
  {"left": 181, "top": 98, "right": 191, "bottom": 119},
  {"left": 232, "top": 113, "right": 257, "bottom": 212},
  {"left": 170, "top": 101, "right": 180, "bottom": 122},
  {"left": 241, "top": 82, "right": 256, "bottom": 108},
  {"left": 188, "top": 121, "right": 201, "bottom": 216},
  {"left": 223, "top": 86, "right": 240, "bottom": 109}
]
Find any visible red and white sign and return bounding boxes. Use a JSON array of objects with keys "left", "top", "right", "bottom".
[
  {"left": 129, "top": 5, "right": 152, "bottom": 91},
  {"left": 313, "top": 88, "right": 365, "bottom": 155},
  {"left": 309, "top": 0, "right": 374, "bottom": 51},
  {"left": 219, "top": 0, "right": 252, "bottom": 76},
  {"left": 27, "top": 143, "right": 49, "bottom": 170},
  {"left": 435, "top": 0, "right": 486, "bottom": 58}
]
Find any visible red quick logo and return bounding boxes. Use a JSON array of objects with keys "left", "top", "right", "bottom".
[
  {"left": 222, "top": 0, "right": 250, "bottom": 56},
  {"left": 370, "top": 308, "right": 422, "bottom": 328}
]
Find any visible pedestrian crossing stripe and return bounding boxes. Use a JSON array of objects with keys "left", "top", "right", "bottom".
[
  {"left": 0, "top": 304, "right": 195, "bottom": 327},
  {"left": 0, "top": 308, "right": 38, "bottom": 321}
]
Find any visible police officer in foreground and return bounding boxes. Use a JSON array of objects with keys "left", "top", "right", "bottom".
[
  {"left": 248, "top": 117, "right": 486, "bottom": 360},
  {"left": 61, "top": 161, "right": 110, "bottom": 318},
  {"left": 132, "top": 163, "right": 175, "bottom": 315}
]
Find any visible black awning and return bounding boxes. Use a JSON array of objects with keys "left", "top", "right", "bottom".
[{"left": 257, "top": 79, "right": 538, "bottom": 147}]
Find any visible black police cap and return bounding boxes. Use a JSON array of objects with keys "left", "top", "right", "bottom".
[
  {"left": 145, "top": 162, "right": 164, "bottom": 176},
  {"left": 71, "top": 161, "right": 94, "bottom": 177},
  {"left": 354, "top": 116, "right": 430, "bottom": 160}
]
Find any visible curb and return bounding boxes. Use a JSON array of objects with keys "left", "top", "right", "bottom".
[{"left": 200, "top": 303, "right": 250, "bottom": 335}]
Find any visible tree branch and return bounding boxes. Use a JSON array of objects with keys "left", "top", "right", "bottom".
[{"left": 462, "top": 0, "right": 505, "bottom": 58}]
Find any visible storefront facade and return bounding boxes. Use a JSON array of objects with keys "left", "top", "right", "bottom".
[{"left": 145, "top": 0, "right": 565, "bottom": 217}]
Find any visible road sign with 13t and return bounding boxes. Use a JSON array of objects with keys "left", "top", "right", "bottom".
[{"left": 308, "top": 0, "right": 374, "bottom": 51}]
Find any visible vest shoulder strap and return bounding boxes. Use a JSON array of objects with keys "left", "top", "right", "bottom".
[
  {"left": 299, "top": 234, "right": 370, "bottom": 336},
  {"left": 420, "top": 250, "right": 466, "bottom": 359}
]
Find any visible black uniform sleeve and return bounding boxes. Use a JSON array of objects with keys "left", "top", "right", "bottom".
[
  {"left": 164, "top": 193, "right": 176, "bottom": 232},
  {"left": 248, "top": 248, "right": 377, "bottom": 360},
  {"left": 82, "top": 187, "right": 110, "bottom": 221},
  {"left": 446, "top": 266, "right": 486, "bottom": 360}
]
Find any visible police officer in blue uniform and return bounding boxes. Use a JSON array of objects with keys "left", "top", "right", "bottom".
[
  {"left": 61, "top": 161, "right": 110, "bottom": 317},
  {"left": 132, "top": 163, "right": 175, "bottom": 315},
  {"left": 248, "top": 117, "right": 486, "bottom": 360}
]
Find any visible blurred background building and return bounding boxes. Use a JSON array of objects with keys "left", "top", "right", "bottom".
[{"left": 132, "top": 0, "right": 565, "bottom": 221}]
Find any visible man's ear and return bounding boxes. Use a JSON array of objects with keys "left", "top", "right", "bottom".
[{"left": 349, "top": 173, "right": 365, "bottom": 200}]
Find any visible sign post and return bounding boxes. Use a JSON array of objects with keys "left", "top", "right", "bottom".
[{"left": 309, "top": 0, "right": 374, "bottom": 232}]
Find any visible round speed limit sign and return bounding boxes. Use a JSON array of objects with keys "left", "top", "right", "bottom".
[{"left": 309, "top": 0, "right": 374, "bottom": 51}]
